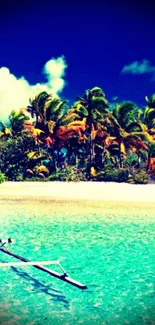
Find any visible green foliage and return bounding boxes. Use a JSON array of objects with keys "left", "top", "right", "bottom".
[
  {"left": 9, "top": 110, "right": 29, "bottom": 134},
  {"left": 125, "top": 121, "right": 147, "bottom": 133},
  {"left": 94, "top": 165, "right": 129, "bottom": 182},
  {"left": 28, "top": 91, "right": 68, "bottom": 130},
  {"left": 132, "top": 170, "right": 149, "bottom": 184},
  {"left": 48, "top": 166, "right": 87, "bottom": 182},
  {"left": 146, "top": 94, "right": 155, "bottom": 108},
  {"left": 28, "top": 91, "right": 52, "bottom": 120},
  {"left": 1, "top": 89, "right": 155, "bottom": 183},
  {"left": 149, "top": 141, "right": 155, "bottom": 158},
  {"left": 125, "top": 153, "right": 139, "bottom": 167},
  {"left": 14, "top": 175, "right": 24, "bottom": 181},
  {"left": 0, "top": 135, "right": 39, "bottom": 180},
  {"left": 25, "top": 177, "right": 47, "bottom": 182},
  {"left": 0, "top": 171, "right": 6, "bottom": 183},
  {"left": 127, "top": 173, "right": 135, "bottom": 184},
  {"left": 124, "top": 152, "right": 147, "bottom": 170},
  {"left": 113, "top": 101, "right": 139, "bottom": 129}
]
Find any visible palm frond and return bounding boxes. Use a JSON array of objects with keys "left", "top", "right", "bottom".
[
  {"left": 144, "top": 107, "right": 155, "bottom": 128},
  {"left": 60, "top": 113, "right": 80, "bottom": 126},
  {"left": 91, "top": 96, "right": 109, "bottom": 110},
  {"left": 148, "top": 94, "right": 155, "bottom": 108},
  {"left": 113, "top": 101, "right": 138, "bottom": 128},
  {"left": 132, "top": 131, "right": 153, "bottom": 143},
  {"left": 74, "top": 103, "right": 88, "bottom": 117},
  {"left": 126, "top": 121, "right": 147, "bottom": 133}
]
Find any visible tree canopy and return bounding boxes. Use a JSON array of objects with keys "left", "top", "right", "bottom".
[{"left": 0, "top": 88, "right": 155, "bottom": 184}]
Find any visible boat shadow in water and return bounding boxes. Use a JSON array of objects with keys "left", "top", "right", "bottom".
[{"left": 8, "top": 264, "right": 70, "bottom": 309}]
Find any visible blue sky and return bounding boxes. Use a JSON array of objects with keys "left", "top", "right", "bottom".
[{"left": 0, "top": 0, "right": 155, "bottom": 119}]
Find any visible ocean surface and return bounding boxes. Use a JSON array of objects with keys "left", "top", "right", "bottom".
[{"left": 0, "top": 199, "right": 155, "bottom": 325}]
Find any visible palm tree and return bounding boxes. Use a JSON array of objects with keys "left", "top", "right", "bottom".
[
  {"left": 113, "top": 101, "right": 140, "bottom": 129},
  {"left": 9, "top": 109, "right": 30, "bottom": 135},
  {"left": 27, "top": 91, "right": 85, "bottom": 170},
  {"left": 138, "top": 94, "right": 155, "bottom": 171},
  {"left": 27, "top": 91, "right": 51, "bottom": 123},
  {"left": 144, "top": 106, "right": 155, "bottom": 136},
  {"left": 147, "top": 141, "right": 155, "bottom": 175},
  {"left": 73, "top": 87, "right": 109, "bottom": 174},
  {"left": 145, "top": 94, "right": 155, "bottom": 108},
  {"left": 75, "top": 87, "right": 109, "bottom": 125},
  {"left": 103, "top": 102, "right": 148, "bottom": 168}
]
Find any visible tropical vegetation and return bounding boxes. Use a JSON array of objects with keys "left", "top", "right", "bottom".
[{"left": 0, "top": 87, "right": 155, "bottom": 184}]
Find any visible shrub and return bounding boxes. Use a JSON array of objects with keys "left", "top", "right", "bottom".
[
  {"left": 127, "top": 173, "right": 135, "bottom": 184},
  {"left": 48, "top": 166, "right": 87, "bottom": 182},
  {"left": 24, "top": 177, "right": 46, "bottom": 182},
  {"left": 0, "top": 171, "right": 6, "bottom": 183},
  {"left": 14, "top": 175, "right": 24, "bottom": 181},
  {"left": 94, "top": 165, "right": 129, "bottom": 183},
  {"left": 133, "top": 170, "right": 149, "bottom": 184},
  {"left": 0, "top": 135, "right": 39, "bottom": 180},
  {"left": 116, "top": 168, "right": 129, "bottom": 182}
]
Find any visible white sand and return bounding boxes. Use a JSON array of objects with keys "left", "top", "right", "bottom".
[{"left": 0, "top": 181, "right": 155, "bottom": 204}]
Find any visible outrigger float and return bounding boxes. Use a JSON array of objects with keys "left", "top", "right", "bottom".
[{"left": 0, "top": 239, "right": 87, "bottom": 290}]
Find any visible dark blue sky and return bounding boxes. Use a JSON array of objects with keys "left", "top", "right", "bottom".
[{"left": 0, "top": 0, "right": 155, "bottom": 107}]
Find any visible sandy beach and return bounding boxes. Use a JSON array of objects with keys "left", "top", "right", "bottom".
[
  {"left": 0, "top": 182, "right": 155, "bottom": 213},
  {"left": 0, "top": 181, "right": 155, "bottom": 201}
]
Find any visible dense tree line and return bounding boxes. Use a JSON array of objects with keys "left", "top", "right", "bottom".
[{"left": 0, "top": 87, "right": 155, "bottom": 184}]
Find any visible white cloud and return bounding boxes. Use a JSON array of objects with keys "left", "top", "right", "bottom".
[
  {"left": 121, "top": 59, "right": 155, "bottom": 75},
  {"left": 43, "top": 56, "right": 67, "bottom": 78},
  {"left": 0, "top": 56, "right": 67, "bottom": 122},
  {"left": 43, "top": 55, "right": 67, "bottom": 94}
]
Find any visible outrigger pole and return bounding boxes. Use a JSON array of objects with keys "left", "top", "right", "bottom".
[{"left": 0, "top": 246, "right": 87, "bottom": 290}]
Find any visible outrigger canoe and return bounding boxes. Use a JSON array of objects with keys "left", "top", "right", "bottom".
[{"left": 0, "top": 239, "right": 87, "bottom": 290}]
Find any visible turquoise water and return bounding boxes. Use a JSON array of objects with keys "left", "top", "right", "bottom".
[{"left": 0, "top": 200, "right": 155, "bottom": 325}]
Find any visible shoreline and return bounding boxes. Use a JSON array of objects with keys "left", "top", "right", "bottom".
[
  {"left": 0, "top": 182, "right": 155, "bottom": 220},
  {"left": 0, "top": 181, "right": 155, "bottom": 207},
  {"left": 0, "top": 181, "right": 155, "bottom": 200}
]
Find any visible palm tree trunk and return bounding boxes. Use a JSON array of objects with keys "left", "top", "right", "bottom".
[
  {"left": 102, "top": 147, "right": 106, "bottom": 168},
  {"left": 146, "top": 151, "right": 150, "bottom": 171},
  {"left": 91, "top": 141, "right": 95, "bottom": 165},
  {"left": 51, "top": 145, "right": 57, "bottom": 172},
  {"left": 119, "top": 142, "right": 123, "bottom": 168}
]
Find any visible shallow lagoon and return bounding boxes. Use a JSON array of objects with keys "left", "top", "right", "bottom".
[{"left": 0, "top": 198, "right": 155, "bottom": 325}]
